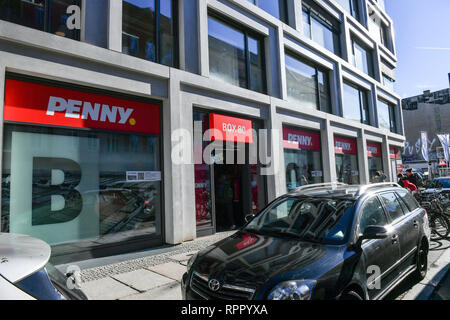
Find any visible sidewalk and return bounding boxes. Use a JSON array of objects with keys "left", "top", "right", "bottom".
[{"left": 69, "top": 231, "right": 235, "bottom": 300}]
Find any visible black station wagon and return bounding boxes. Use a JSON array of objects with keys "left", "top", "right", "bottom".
[{"left": 181, "top": 183, "right": 431, "bottom": 300}]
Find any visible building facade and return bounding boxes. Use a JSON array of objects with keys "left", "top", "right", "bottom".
[
  {"left": 402, "top": 87, "right": 450, "bottom": 173},
  {"left": 0, "top": 0, "right": 404, "bottom": 263}
]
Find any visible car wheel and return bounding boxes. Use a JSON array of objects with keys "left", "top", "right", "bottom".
[
  {"left": 340, "top": 290, "right": 363, "bottom": 300},
  {"left": 413, "top": 240, "right": 428, "bottom": 281}
]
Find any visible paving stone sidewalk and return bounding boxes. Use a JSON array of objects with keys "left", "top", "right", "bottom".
[{"left": 78, "top": 231, "right": 235, "bottom": 300}]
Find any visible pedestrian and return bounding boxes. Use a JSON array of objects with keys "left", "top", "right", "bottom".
[
  {"left": 405, "top": 169, "right": 424, "bottom": 188},
  {"left": 397, "top": 173, "right": 405, "bottom": 188},
  {"left": 373, "top": 170, "right": 387, "bottom": 183}
]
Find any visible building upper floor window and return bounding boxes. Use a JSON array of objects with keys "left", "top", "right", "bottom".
[
  {"left": 334, "top": 0, "right": 360, "bottom": 21},
  {"left": 302, "top": 2, "right": 341, "bottom": 57},
  {"left": 368, "top": 9, "right": 392, "bottom": 51},
  {"left": 208, "top": 14, "right": 266, "bottom": 94},
  {"left": 382, "top": 74, "right": 395, "bottom": 92},
  {"left": 0, "top": 0, "right": 80, "bottom": 40},
  {"left": 343, "top": 82, "right": 369, "bottom": 124},
  {"left": 351, "top": 38, "right": 374, "bottom": 77},
  {"left": 122, "top": 0, "right": 177, "bottom": 67},
  {"left": 378, "top": 99, "right": 397, "bottom": 133},
  {"left": 285, "top": 52, "right": 331, "bottom": 113},
  {"left": 247, "top": 0, "right": 288, "bottom": 23}
]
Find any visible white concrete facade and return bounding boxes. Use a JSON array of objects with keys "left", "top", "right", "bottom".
[{"left": 0, "top": 0, "right": 405, "bottom": 254}]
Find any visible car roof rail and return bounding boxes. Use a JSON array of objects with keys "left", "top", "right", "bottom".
[
  {"left": 293, "top": 182, "right": 348, "bottom": 193},
  {"left": 356, "top": 182, "right": 401, "bottom": 196}
]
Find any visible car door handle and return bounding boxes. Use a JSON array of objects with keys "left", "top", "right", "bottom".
[
  {"left": 413, "top": 220, "right": 419, "bottom": 228},
  {"left": 391, "top": 234, "right": 399, "bottom": 244}
]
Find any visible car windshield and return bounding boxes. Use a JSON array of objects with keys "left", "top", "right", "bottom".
[
  {"left": 243, "top": 197, "right": 355, "bottom": 245},
  {"left": 428, "top": 179, "right": 450, "bottom": 189}
]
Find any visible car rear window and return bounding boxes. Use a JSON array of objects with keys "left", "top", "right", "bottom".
[{"left": 397, "top": 190, "right": 419, "bottom": 212}]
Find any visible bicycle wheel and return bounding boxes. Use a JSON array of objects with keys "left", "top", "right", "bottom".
[
  {"left": 430, "top": 214, "right": 450, "bottom": 240},
  {"left": 443, "top": 203, "right": 450, "bottom": 218}
]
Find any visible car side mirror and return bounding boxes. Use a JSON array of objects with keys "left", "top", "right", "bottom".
[
  {"left": 245, "top": 214, "right": 255, "bottom": 223},
  {"left": 360, "top": 226, "right": 389, "bottom": 241}
]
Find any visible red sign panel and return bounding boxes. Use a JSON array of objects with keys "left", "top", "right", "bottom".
[
  {"left": 334, "top": 136, "right": 357, "bottom": 155},
  {"left": 283, "top": 127, "right": 321, "bottom": 151},
  {"left": 367, "top": 142, "right": 382, "bottom": 158},
  {"left": 389, "top": 147, "right": 399, "bottom": 159},
  {"left": 235, "top": 233, "right": 258, "bottom": 250},
  {"left": 4, "top": 79, "right": 161, "bottom": 135},
  {"left": 209, "top": 113, "right": 253, "bottom": 143}
]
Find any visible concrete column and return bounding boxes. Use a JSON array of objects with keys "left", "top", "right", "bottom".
[
  {"left": 197, "top": 0, "right": 209, "bottom": 77},
  {"left": 163, "top": 70, "right": 196, "bottom": 244},
  {"left": 357, "top": 131, "right": 369, "bottom": 184},
  {"left": 382, "top": 135, "right": 392, "bottom": 182},
  {"left": 322, "top": 120, "right": 337, "bottom": 182},
  {"left": 108, "top": 0, "right": 122, "bottom": 52},
  {"left": 267, "top": 103, "right": 286, "bottom": 198}
]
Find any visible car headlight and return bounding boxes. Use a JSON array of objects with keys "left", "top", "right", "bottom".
[
  {"left": 267, "top": 280, "right": 316, "bottom": 300},
  {"left": 186, "top": 253, "right": 198, "bottom": 272}
]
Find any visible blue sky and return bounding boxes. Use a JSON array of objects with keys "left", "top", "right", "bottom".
[{"left": 386, "top": 0, "right": 450, "bottom": 98}]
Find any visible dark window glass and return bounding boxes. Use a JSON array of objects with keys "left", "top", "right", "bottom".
[
  {"left": 335, "top": 153, "right": 359, "bottom": 185},
  {"left": 359, "top": 197, "right": 388, "bottom": 234},
  {"left": 302, "top": 5, "right": 341, "bottom": 56},
  {"left": 284, "top": 148, "right": 323, "bottom": 192},
  {"left": 368, "top": 156, "right": 383, "bottom": 183},
  {"left": 380, "top": 192, "right": 404, "bottom": 221},
  {"left": 285, "top": 53, "right": 330, "bottom": 112},
  {"left": 208, "top": 15, "right": 265, "bottom": 94},
  {"left": 122, "top": 0, "right": 177, "bottom": 67},
  {"left": 247, "top": 0, "right": 287, "bottom": 23},
  {"left": 343, "top": 83, "right": 369, "bottom": 124},
  {"left": 0, "top": 0, "right": 80, "bottom": 40}
]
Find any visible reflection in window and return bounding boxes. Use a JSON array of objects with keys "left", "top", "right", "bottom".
[
  {"left": 0, "top": 0, "right": 81, "bottom": 40},
  {"left": 208, "top": 15, "right": 266, "bottom": 94},
  {"left": 247, "top": 0, "right": 288, "bottom": 23},
  {"left": 351, "top": 38, "right": 373, "bottom": 77},
  {"left": 285, "top": 53, "right": 330, "bottom": 112},
  {"left": 343, "top": 82, "right": 369, "bottom": 124},
  {"left": 122, "top": 0, "right": 177, "bottom": 67},
  {"left": 302, "top": 4, "right": 341, "bottom": 56},
  {"left": 284, "top": 149, "right": 323, "bottom": 192},
  {"left": 334, "top": 0, "right": 360, "bottom": 21},
  {"left": 378, "top": 99, "right": 397, "bottom": 133}
]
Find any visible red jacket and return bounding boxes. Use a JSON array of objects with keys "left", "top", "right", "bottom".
[{"left": 402, "top": 179, "right": 417, "bottom": 192}]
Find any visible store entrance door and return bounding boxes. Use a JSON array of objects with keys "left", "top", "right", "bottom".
[{"left": 212, "top": 144, "right": 259, "bottom": 232}]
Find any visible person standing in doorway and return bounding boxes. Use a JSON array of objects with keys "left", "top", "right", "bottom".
[{"left": 217, "top": 174, "right": 235, "bottom": 230}]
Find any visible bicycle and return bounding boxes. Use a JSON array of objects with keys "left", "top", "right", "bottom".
[{"left": 415, "top": 191, "right": 450, "bottom": 240}]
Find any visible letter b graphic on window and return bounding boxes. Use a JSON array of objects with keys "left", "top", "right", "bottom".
[{"left": 32, "top": 157, "right": 82, "bottom": 225}]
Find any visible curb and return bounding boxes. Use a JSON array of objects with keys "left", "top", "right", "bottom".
[{"left": 402, "top": 247, "right": 450, "bottom": 300}]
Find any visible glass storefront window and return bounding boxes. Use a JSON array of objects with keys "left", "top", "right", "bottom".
[
  {"left": 302, "top": 4, "right": 341, "bottom": 56},
  {"left": 343, "top": 82, "right": 369, "bottom": 124},
  {"left": 1, "top": 125, "right": 162, "bottom": 247},
  {"left": 208, "top": 15, "right": 266, "bottom": 94},
  {"left": 122, "top": 0, "right": 177, "bottom": 67},
  {"left": 0, "top": 0, "right": 80, "bottom": 40},
  {"left": 285, "top": 52, "right": 331, "bottom": 113},
  {"left": 367, "top": 142, "right": 383, "bottom": 183},
  {"left": 335, "top": 136, "right": 359, "bottom": 185},
  {"left": 283, "top": 127, "right": 323, "bottom": 193}
]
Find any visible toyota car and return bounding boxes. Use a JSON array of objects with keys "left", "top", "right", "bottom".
[{"left": 181, "top": 183, "right": 430, "bottom": 300}]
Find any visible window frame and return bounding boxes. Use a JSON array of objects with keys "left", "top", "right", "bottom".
[
  {"left": 302, "top": 3, "right": 341, "bottom": 56},
  {"left": 208, "top": 11, "right": 267, "bottom": 94},
  {"left": 122, "top": 0, "right": 179, "bottom": 67},
  {"left": 343, "top": 81, "right": 370, "bottom": 125},
  {"left": 285, "top": 50, "right": 331, "bottom": 113},
  {"left": 0, "top": 0, "right": 82, "bottom": 40},
  {"left": 351, "top": 37, "right": 374, "bottom": 77},
  {"left": 378, "top": 98, "right": 397, "bottom": 133}
]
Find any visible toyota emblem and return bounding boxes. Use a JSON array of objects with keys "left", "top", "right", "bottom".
[{"left": 208, "top": 279, "right": 221, "bottom": 292}]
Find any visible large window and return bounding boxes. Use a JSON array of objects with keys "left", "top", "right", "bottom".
[
  {"left": 247, "top": 0, "right": 288, "bottom": 23},
  {"left": 382, "top": 74, "right": 395, "bottom": 92},
  {"left": 378, "top": 99, "right": 397, "bottom": 133},
  {"left": 302, "top": 3, "right": 341, "bottom": 56},
  {"left": 122, "top": 0, "right": 177, "bottom": 67},
  {"left": 351, "top": 38, "right": 373, "bottom": 77},
  {"left": 343, "top": 82, "right": 370, "bottom": 124},
  {"left": 208, "top": 15, "right": 266, "bottom": 94},
  {"left": 285, "top": 53, "right": 330, "bottom": 112},
  {"left": 0, "top": 0, "right": 80, "bottom": 40},
  {"left": 334, "top": 0, "right": 360, "bottom": 21}
]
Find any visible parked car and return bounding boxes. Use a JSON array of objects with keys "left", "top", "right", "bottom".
[
  {"left": 0, "top": 233, "right": 87, "bottom": 300},
  {"left": 423, "top": 177, "right": 450, "bottom": 196},
  {"left": 182, "top": 182, "right": 431, "bottom": 300}
]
